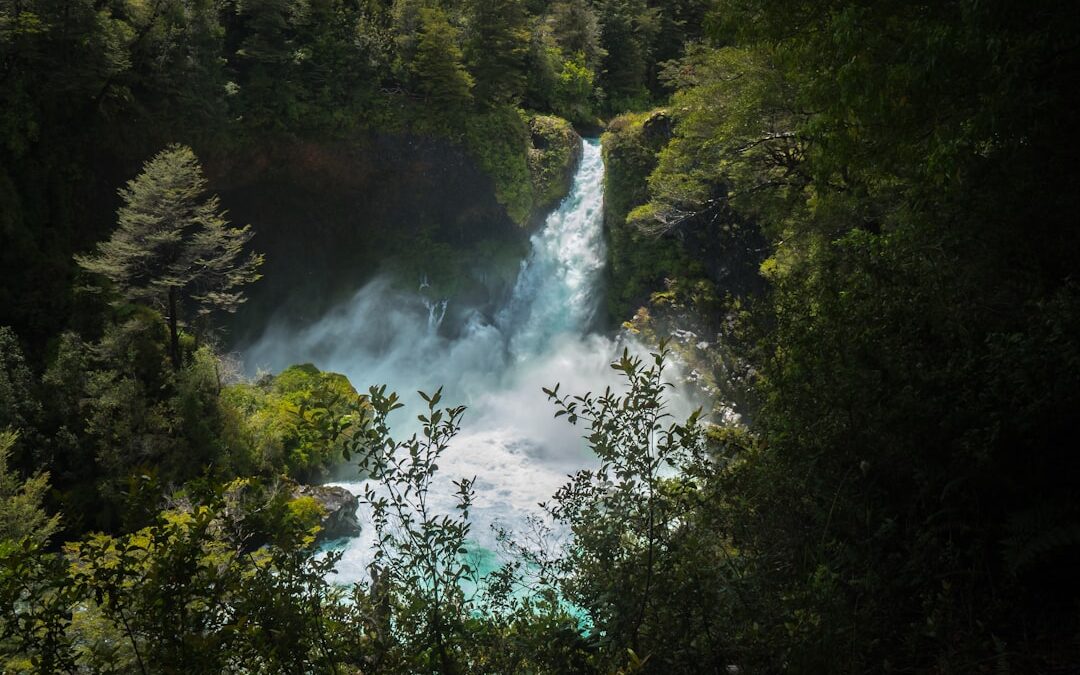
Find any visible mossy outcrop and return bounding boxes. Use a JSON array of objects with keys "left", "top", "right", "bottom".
[
  {"left": 289, "top": 481, "right": 361, "bottom": 542},
  {"left": 461, "top": 110, "right": 581, "bottom": 230},
  {"left": 221, "top": 363, "right": 365, "bottom": 483},
  {"left": 526, "top": 115, "right": 583, "bottom": 226},
  {"left": 601, "top": 110, "right": 691, "bottom": 322},
  {"left": 462, "top": 107, "right": 536, "bottom": 227}
]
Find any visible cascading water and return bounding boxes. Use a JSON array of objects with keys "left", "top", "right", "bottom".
[
  {"left": 496, "top": 145, "right": 606, "bottom": 359},
  {"left": 244, "top": 139, "right": 656, "bottom": 583},
  {"left": 423, "top": 297, "right": 448, "bottom": 331}
]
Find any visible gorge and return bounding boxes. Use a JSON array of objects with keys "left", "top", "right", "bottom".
[{"left": 241, "top": 138, "right": 677, "bottom": 582}]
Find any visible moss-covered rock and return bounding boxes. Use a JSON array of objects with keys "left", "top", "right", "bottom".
[
  {"left": 464, "top": 106, "right": 535, "bottom": 226},
  {"left": 287, "top": 481, "right": 361, "bottom": 542},
  {"left": 526, "top": 115, "right": 583, "bottom": 225},
  {"left": 463, "top": 109, "right": 581, "bottom": 228},
  {"left": 601, "top": 110, "right": 693, "bottom": 322}
]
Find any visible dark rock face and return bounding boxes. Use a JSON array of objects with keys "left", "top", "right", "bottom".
[
  {"left": 292, "top": 483, "right": 361, "bottom": 541},
  {"left": 642, "top": 110, "right": 674, "bottom": 143},
  {"left": 206, "top": 133, "right": 527, "bottom": 344}
]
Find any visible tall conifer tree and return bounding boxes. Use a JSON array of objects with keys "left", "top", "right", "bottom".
[
  {"left": 411, "top": 6, "right": 474, "bottom": 115},
  {"left": 77, "top": 145, "right": 264, "bottom": 369},
  {"left": 465, "top": 0, "right": 530, "bottom": 106}
]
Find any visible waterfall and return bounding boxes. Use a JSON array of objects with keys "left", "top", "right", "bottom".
[
  {"left": 498, "top": 143, "right": 606, "bottom": 358},
  {"left": 244, "top": 139, "right": 645, "bottom": 582},
  {"left": 423, "top": 298, "right": 448, "bottom": 331}
]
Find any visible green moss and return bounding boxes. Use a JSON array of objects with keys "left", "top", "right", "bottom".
[
  {"left": 285, "top": 495, "right": 326, "bottom": 534},
  {"left": 464, "top": 106, "right": 534, "bottom": 225},
  {"left": 463, "top": 108, "right": 581, "bottom": 227},
  {"left": 273, "top": 364, "right": 357, "bottom": 400},
  {"left": 601, "top": 109, "right": 694, "bottom": 322},
  {"left": 526, "top": 114, "right": 581, "bottom": 216}
]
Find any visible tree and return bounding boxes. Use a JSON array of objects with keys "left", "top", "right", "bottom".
[
  {"left": 464, "top": 0, "right": 530, "bottom": 107},
  {"left": 592, "top": 0, "right": 659, "bottom": 110},
  {"left": 0, "top": 430, "right": 59, "bottom": 546},
  {"left": 348, "top": 386, "right": 475, "bottom": 674},
  {"left": 550, "top": 0, "right": 604, "bottom": 69},
  {"left": 542, "top": 345, "right": 721, "bottom": 671},
  {"left": 77, "top": 144, "right": 263, "bottom": 370},
  {"left": 0, "top": 326, "right": 39, "bottom": 440},
  {"left": 621, "top": 0, "right": 1080, "bottom": 669},
  {"left": 411, "top": 6, "right": 474, "bottom": 118}
]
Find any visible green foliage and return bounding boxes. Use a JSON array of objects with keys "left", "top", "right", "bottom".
[
  {"left": 601, "top": 111, "right": 696, "bottom": 320},
  {"left": 0, "top": 327, "right": 42, "bottom": 478},
  {"left": 592, "top": 0, "right": 657, "bottom": 112},
  {"left": 0, "top": 327, "right": 39, "bottom": 438},
  {"left": 232, "top": 0, "right": 306, "bottom": 132},
  {"left": 36, "top": 311, "right": 237, "bottom": 533},
  {"left": 348, "top": 386, "right": 474, "bottom": 673},
  {"left": 222, "top": 363, "right": 366, "bottom": 482},
  {"left": 462, "top": 107, "right": 585, "bottom": 227},
  {"left": 540, "top": 346, "right": 739, "bottom": 672},
  {"left": 1, "top": 495, "right": 354, "bottom": 673},
  {"left": 1, "top": 0, "right": 710, "bottom": 353},
  {"left": 551, "top": 52, "right": 596, "bottom": 125},
  {"left": 464, "top": 105, "right": 534, "bottom": 224},
  {"left": 5, "top": 0, "right": 1079, "bottom": 671},
  {"left": 0, "top": 430, "right": 59, "bottom": 547},
  {"left": 646, "top": 45, "right": 803, "bottom": 233},
  {"left": 465, "top": 0, "right": 530, "bottom": 107},
  {"left": 0, "top": 536, "right": 79, "bottom": 673},
  {"left": 284, "top": 494, "right": 326, "bottom": 534},
  {"left": 1, "top": 382, "right": 612, "bottom": 673},
  {"left": 524, "top": 3, "right": 601, "bottom": 126},
  {"left": 411, "top": 6, "right": 474, "bottom": 123},
  {"left": 527, "top": 115, "right": 582, "bottom": 215},
  {"left": 390, "top": 0, "right": 426, "bottom": 78},
  {"left": 618, "top": 0, "right": 1080, "bottom": 670},
  {"left": 322, "top": 383, "right": 600, "bottom": 673},
  {"left": 549, "top": 0, "right": 604, "bottom": 69}
]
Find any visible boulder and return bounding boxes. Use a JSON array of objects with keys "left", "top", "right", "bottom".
[{"left": 292, "top": 483, "right": 361, "bottom": 541}]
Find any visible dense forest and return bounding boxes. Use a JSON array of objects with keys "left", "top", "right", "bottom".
[{"left": 2, "top": 0, "right": 1079, "bottom": 673}]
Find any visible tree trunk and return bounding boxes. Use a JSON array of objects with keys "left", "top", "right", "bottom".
[
  {"left": 168, "top": 288, "right": 181, "bottom": 370},
  {"left": 431, "top": 608, "right": 456, "bottom": 675}
]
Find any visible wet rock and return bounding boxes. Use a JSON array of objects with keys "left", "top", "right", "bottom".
[
  {"left": 642, "top": 110, "right": 674, "bottom": 144},
  {"left": 292, "top": 483, "right": 361, "bottom": 541},
  {"left": 527, "top": 114, "right": 583, "bottom": 228}
]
